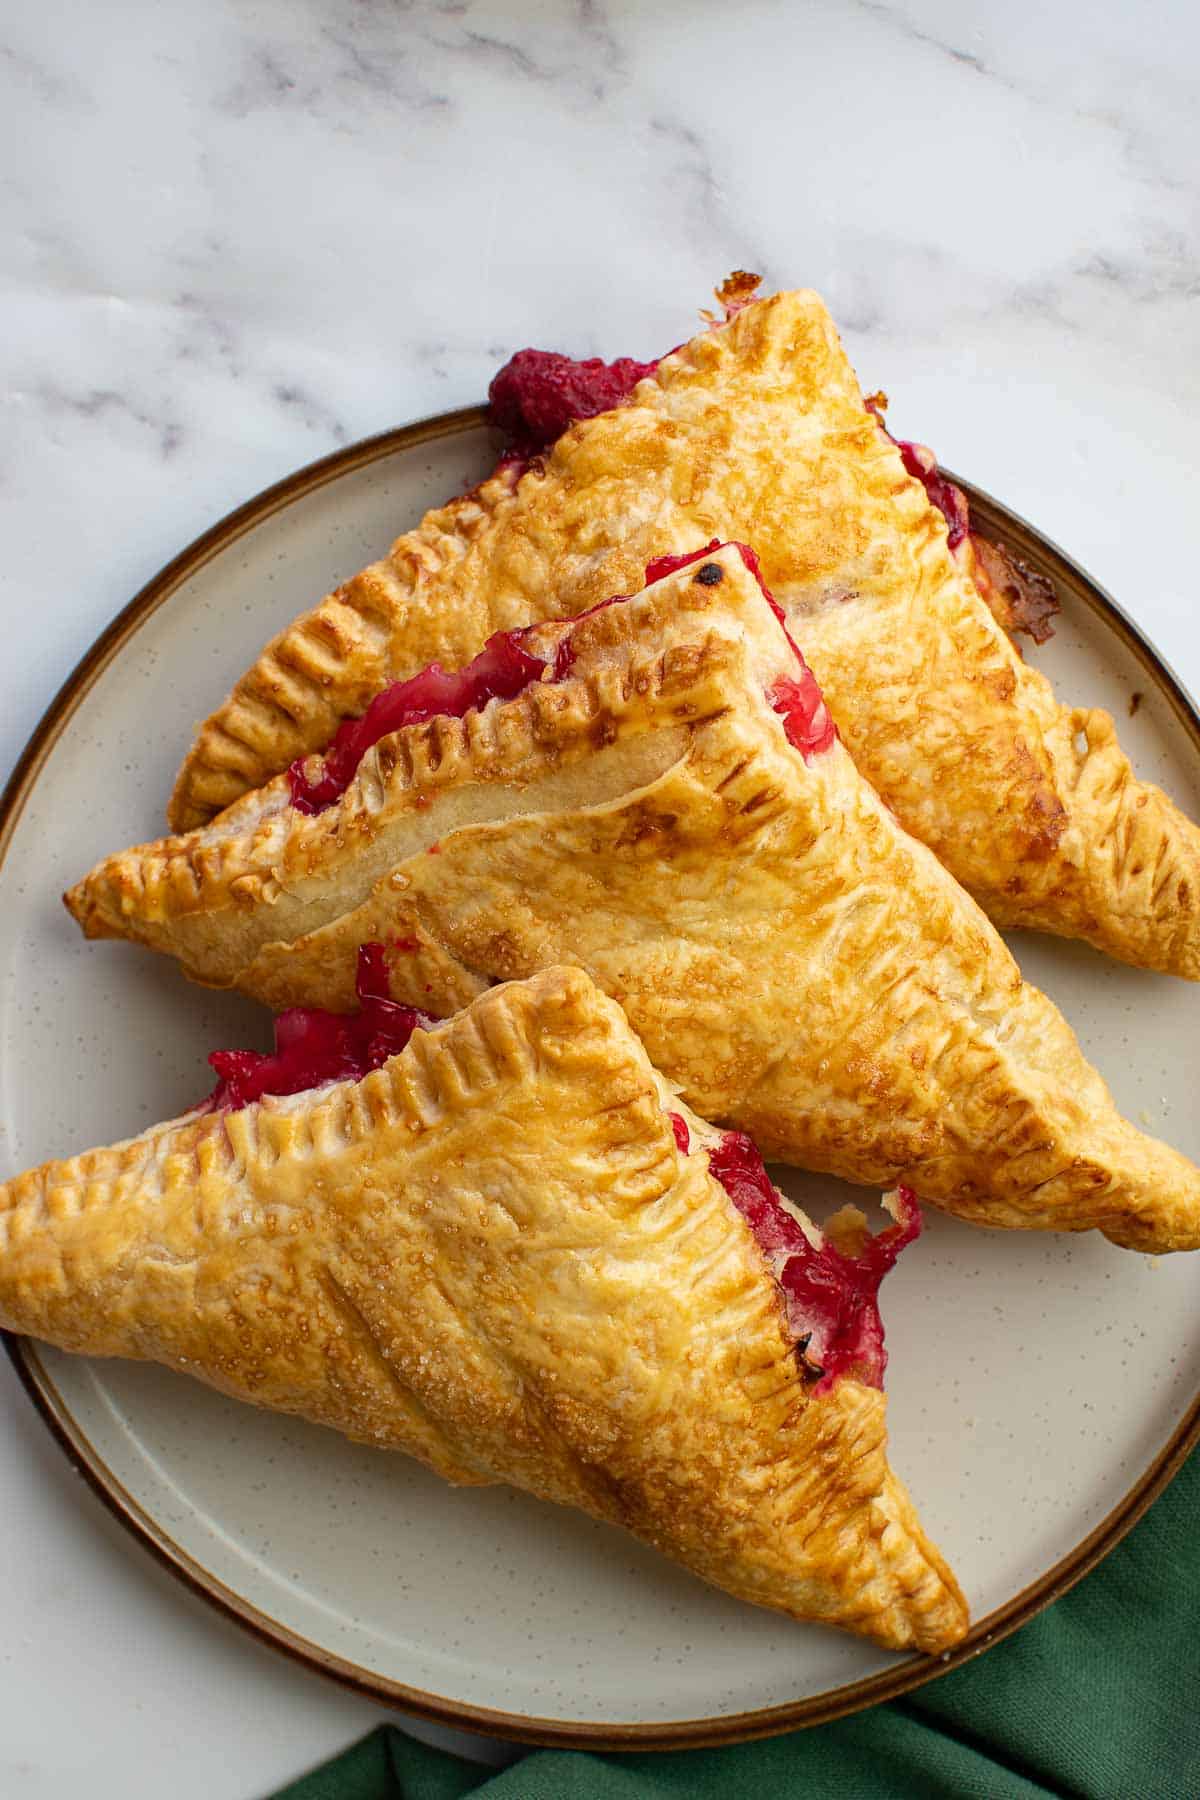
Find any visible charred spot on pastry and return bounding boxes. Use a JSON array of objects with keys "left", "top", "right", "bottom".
[
  {"left": 969, "top": 535, "right": 1059, "bottom": 644},
  {"left": 713, "top": 269, "right": 762, "bottom": 316},
  {"left": 694, "top": 562, "right": 724, "bottom": 587},
  {"left": 795, "top": 1335, "right": 826, "bottom": 1382}
]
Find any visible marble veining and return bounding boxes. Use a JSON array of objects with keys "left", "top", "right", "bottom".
[{"left": 2, "top": 1, "right": 1199, "bottom": 1794}]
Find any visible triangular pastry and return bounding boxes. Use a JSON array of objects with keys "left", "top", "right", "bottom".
[
  {"left": 163, "top": 282, "right": 1200, "bottom": 981},
  {"left": 69, "top": 546, "right": 1200, "bottom": 1252},
  {"left": 0, "top": 963, "right": 966, "bottom": 1652}
]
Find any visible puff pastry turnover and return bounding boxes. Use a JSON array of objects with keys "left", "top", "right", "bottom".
[
  {"left": 69, "top": 546, "right": 1200, "bottom": 1253},
  {"left": 0, "top": 964, "right": 967, "bottom": 1653},
  {"left": 165, "top": 283, "right": 1200, "bottom": 981}
]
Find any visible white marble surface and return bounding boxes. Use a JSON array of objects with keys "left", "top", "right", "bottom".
[{"left": 2, "top": 0, "right": 1198, "bottom": 1793}]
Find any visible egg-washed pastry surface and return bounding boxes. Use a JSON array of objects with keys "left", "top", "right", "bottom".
[
  {"left": 69, "top": 546, "right": 1200, "bottom": 1253},
  {"left": 165, "top": 283, "right": 1200, "bottom": 982},
  {"left": 0, "top": 964, "right": 966, "bottom": 1653}
]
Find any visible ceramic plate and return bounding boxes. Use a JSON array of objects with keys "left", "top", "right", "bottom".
[{"left": 4, "top": 410, "right": 1199, "bottom": 1748}]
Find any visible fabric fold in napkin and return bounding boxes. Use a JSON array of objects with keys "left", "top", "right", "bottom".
[{"left": 275, "top": 1446, "right": 1200, "bottom": 1799}]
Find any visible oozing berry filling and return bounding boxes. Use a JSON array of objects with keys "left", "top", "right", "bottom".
[
  {"left": 488, "top": 350, "right": 660, "bottom": 464},
  {"left": 864, "top": 393, "right": 970, "bottom": 550},
  {"left": 485, "top": 279, "right": 761, "bottom": 465},
  {"left": 865, "top": 396, "right": 1059, "bottom": 641},
  {"left": 894, "top": 438, "right": 971, "bottom": 550},
  {"left": 201, "top": 943, "right": 434, "bottom": 1112},
  {"left": 703, "top": 1128, "right": 920, "bottom": 1390},
  {"left": 288, "top": 628, "right": 549, "bottom": 814},
  {"left": 766, "top": 672, "right": 836, "bottom": 759}
]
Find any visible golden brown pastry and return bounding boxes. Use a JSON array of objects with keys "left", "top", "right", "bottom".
[
  {"left": 163, "top": 281, "right": 1200, "bottom": 981},
  {"left": 0, "top": 964, "right": 966, "bottom": 1653},
  {"left": 69, "top": 546, "right": 1200, "bottom": 1252}
]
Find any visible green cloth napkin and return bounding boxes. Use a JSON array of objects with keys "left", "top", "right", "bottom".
[{"left": 275, "top": 1445, "right": 1199, "bottom": 1800}]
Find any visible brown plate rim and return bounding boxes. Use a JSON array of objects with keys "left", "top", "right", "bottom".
[{"left": 3, "top": 407, "right": 1199, "bottom": 1752}]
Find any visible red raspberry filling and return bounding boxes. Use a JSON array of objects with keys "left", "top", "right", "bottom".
[
  {"left": 702, "top": 1126, "right": 919, "bottom": 1390},
  {"left": 767, "top": 672, "right": 835, "bottom": 760},
  {"left": 288, "top": 629, "right": 549, "bottom": 814},
  {"left": 488, "top": 349, "right": 659, "bottom": 461},
  {"left": 201, "top": 943, "right": 434, "bottom": 1112},
  {"left": 894, "top": 438, "right": 971, "bottom": 550},
  {"left": 865, "top": 395, "right": 970, "bottom": 551},
  {"left": 486, "top": 282, "right": 760, "bottom": 464},
  {"left": 669, "top": 1111, "right": 692, "bottom": 1153}
]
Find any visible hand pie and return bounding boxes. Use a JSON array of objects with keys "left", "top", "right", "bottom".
[
  {"left": 0, "top": 962, "right": 967, "bottom": 1653},
  {"left": 164, "top": 281, "right": 1200, "bottom": 982},
  {"left": 69, "top": 545, "right": 1200, "bottom": 1253}
]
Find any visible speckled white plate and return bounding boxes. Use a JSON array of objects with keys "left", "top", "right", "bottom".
[{"left": 3, "top": 411, "right": 1199, "bottom": 1747}]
